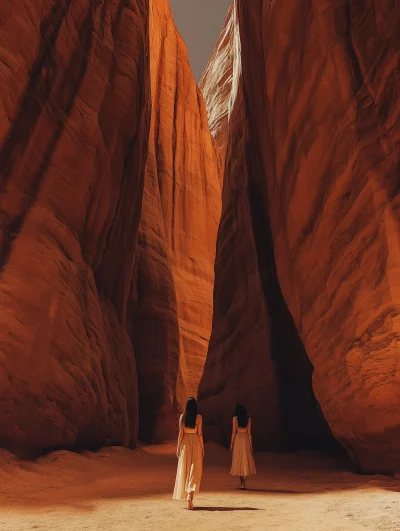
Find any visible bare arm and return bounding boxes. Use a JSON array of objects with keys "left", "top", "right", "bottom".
[
  {"left": 248, "top": 418, "right": 253, "bottom": 453},
  {"left": 176, "top": 414, "right": 184, "bottom": 457},
  {"left": 230, "top": 417, "right": 237, "bottom": 450},
  {"left": 197, "top": 415, "right": 204, "bottom": 457}
]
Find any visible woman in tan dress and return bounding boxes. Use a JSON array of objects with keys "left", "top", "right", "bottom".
[
  {"left": 230, "top": 403, "right": 256, "bottom": 489},
  {"left": 173, "top": 397, "right": 204, "bottom": 510}
]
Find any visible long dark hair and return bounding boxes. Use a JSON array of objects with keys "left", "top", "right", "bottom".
[
  {"left": 235, "top": 403, "right": 248, "bottom": 428},
  {"left": 183, "top": 397, "right": 198, "bottom": 428}
]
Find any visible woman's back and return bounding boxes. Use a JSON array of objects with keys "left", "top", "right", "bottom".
[
  {"left": 235, "top": 415, "right": 250, "bottom": 433},
  {"left": 174, "top": 397, "right": 204, "bottom": 507},
  {"left": 231, "top": 412, "right": 256, "bottom": 484},
  {"left": 183, "top": 414, "right": 201, "bottom": 433}
]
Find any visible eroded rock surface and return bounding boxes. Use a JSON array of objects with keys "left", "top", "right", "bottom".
[
  {"left": 0, "top": 0, "right": 150, "bottom": 456},
  {"left": 199, "top": 4, "right": 240, "bottom": 169},
  {"left": 128, "top": 0, "right": 221, "bottom": 442},
  {"left": 199, "top": 2, "right": 331, "bottom": 452},
  {"left": 0, "top": 0, "right": 222, "bottom": 454},
  {"left": 200, "top": 0, "right": 400, "bottom": 472}
]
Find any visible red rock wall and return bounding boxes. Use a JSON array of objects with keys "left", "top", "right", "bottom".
[
  {"left": 199, "top": 2, "right": 332, "bottom": 452},
  {"left": 128, "top": 0, "right": 221, "bottom": 442},
  {"left": 200, "top": 0, "right": 400, "bottom": 472},
  {"left": 0, "top": 0, "right": 150, "bottom": 456}
]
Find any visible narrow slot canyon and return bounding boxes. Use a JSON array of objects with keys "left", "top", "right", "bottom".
[
  {"left": 0, "top": 0, "right": 399, "bottom": 488},
  {"left": 0, "top": 0, "right": 399, "bottom": 529}
]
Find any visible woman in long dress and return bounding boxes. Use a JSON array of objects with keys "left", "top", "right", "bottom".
[
  {"left": 173, "top": 397, "right": 204, "bottom": 510},
  {"left": 230, "top": 403, "right": 256, "bottom": 489}
]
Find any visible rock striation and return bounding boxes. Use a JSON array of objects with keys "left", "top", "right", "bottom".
[
  {"left": 128, "top": 0, "right": 221, "bottom": 442},
  {"left": 0, "top": 0, "right": 221, "bottom": 455},
  {"left": 0, "top": 0, "right": 151, "bottom": 456},
  {"left": 199, "top": 3, "right": 240, "bottom": 171},
  {"left": 200, "top": 0, "right": 400, "bottom": 472},
  {"left": 199, "top": 2, "right": 332, "bottom": 452}
]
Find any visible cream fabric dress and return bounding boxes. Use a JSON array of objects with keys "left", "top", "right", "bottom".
[
  {"left": 173, "top": 414, "right": 203, "bottom": 500},
  {"left": 231, "top": 416, "right": 256, "bottom": 477}
]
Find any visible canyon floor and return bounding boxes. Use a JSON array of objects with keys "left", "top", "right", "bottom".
[{"left": 0, "top": 443, "right": 399, "bottom": 531}]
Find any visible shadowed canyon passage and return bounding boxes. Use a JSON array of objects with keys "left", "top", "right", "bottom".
[
  {"left": 0, "top": 0, "right": 399, "bottom": 475},
  {"left": 197, "top": 2, "right": 337, "bottom": 455}
]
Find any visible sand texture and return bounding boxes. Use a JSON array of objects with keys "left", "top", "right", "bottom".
[{"left": 1, "top": 443, "right": 400, "bottom": 530}]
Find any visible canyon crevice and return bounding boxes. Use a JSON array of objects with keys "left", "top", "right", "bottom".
[{"left": 127, "top": 0, "right": 221, "bottom": 442}]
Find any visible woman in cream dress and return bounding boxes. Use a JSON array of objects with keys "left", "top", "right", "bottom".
[
  {"left": 173, "top": 397, "right": 204, "bottom": 510},
  {"left": 230, "top": 403, "right": 256, "bottom": 489}
]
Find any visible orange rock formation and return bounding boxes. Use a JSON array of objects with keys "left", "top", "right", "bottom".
[
  {"left": 128, "top": 0, "right": 221, "bottom": 442},
  {"left": 199, "top": 0, "right": 400, "bottom": 473},
  {"left": 199, "top": 2, "right": 332, "bottom": 453},
  {"left": 0, "top": 0, "right": 150, "bottom": 456},
  {"left": 0, "top": 0, "right": 221, "bottom": 455}
]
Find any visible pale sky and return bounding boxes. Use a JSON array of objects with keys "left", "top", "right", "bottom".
[{"left": 169, "top": 0, "right": 232, "bottom": 81}]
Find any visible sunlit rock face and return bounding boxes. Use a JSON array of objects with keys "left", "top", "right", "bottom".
[
  {"left": 0, "top": 0, "right": 150, "bottom": 456},
  {"left": 199, "top": 0, "right": 400, "bottom": 472},
  {"left": 199, "top": 3, "right": 241, "bottom": 172},
  {"left": 0, "top": 0, "right": 222, "bottom": 454},
  {"left": 124, "top": 0, "right": 222, "bottom": 442}
]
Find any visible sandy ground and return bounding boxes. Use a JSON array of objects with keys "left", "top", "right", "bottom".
[{"left": 0, "top": 443, "right": 400, "bottom": 531}]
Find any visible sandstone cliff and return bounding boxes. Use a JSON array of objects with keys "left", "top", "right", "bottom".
[
  {"left": 200, "top": 0, "right": 400, "bottom": 472},
  {"left": 128, "top": 0, "right": 221, "bottom": 442},
  {"left": 0, "top": 0, "right": 221, "bottom": 455},
  {"left": 0, "top": 0, "right": 150, "bottom": 456},
  {"left": 199, "top": 2, "right": 332, "bottom": 452}
]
